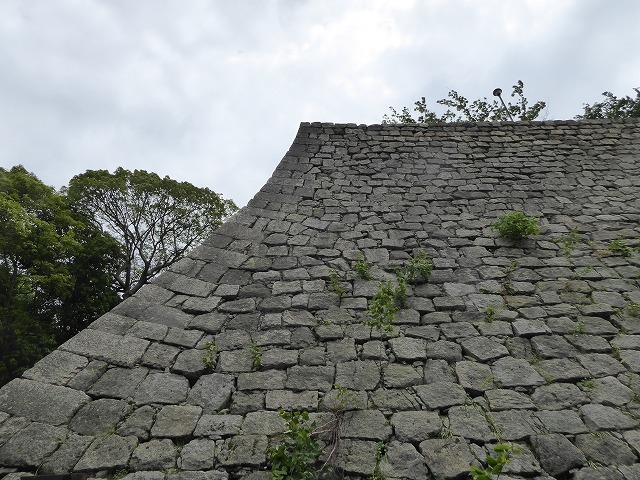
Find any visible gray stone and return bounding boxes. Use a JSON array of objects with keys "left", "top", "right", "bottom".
[
  {"left": 491, "top": 357, "right": 546, "bottom": 388},
  {"left": 130, "top": 439, "right": 176, "bottom": 470},
  {"left": 39, "top": 433, "right": 93, "bottom": 474},
  {"left": 75, "top": 434, "right": 138, "bottom": 471},
  {"left": 179, "top": 438, "right": 216, "bottom": 470},
  {"left": 414, "top": 381, "right": 467, "bottom": 409},
  {"left": 341, "top": 410, "right": 392, "bottom": 440},
  {"left": 0, "top": 422, "right": 67, "bottom": 468},
  {"left": 261, "top": 348, "right": 299, "bottom": 369},
  {"left": 127, "top": 320, "right": 169, "bottom": 341},
  {"left": 241, "top": 411, "right": 285, "bottom": 435},
  {"left": 0, "top": 378, "right": 90, "bottom": 425},
  {"left": 588, "top": 375, "right": 635, "bottom": 406},
  {"left": 117, "top": 404, "right": 156, "bottom": 440},
  {"left": 574, "top": 433, "right": 637, "bottom": 465},
  {"left": 69, "top": 398, "right": 132, "bottom": 436},
  {"left": 383, "top": 363, "right": 423, "bottom": 388},
  {"left": 187, "top": 374, "right": 235, "bottom": 413},
  {"left": 189, "top": 312, "right": 227, "bottom": 333},
  {"left": 326, "top": 338, "right": 357, "bottom": 363},
  {"left": 369, "top": 388, "right": 421, "bottom": 411},
  {"left": 577, "top": 353, "right": 627, "bottom": 377},
  {"left": 286, "top": 365, "right": 335, "bottom": 391},
  {"left": 167, "top": 471, "right": 229, "bottom": 480},
  {"left": 531, "top": 335, "right": 578, "bottom": 358},
  {"left": 535, "top": 409, "right": 588, "bottom": 434},
  {"left": 88, "top": 366, "right": 148, "bottom": 399},
  {"left": 531, "top": 382, "right": 588, "bottom": 410},
  {"left": 22, "top": 350, "right": 88, "bottom": 386},
  {"left": 460, "top": 336, "right": 509, "bottom": 362},
  {"left": 485, "top": 389, "right": 535, "bottom": 410},
  {"left": 489, "top": 410, "right": 544, "bottom": 441},
  {"left": 424, "top": 359, "right": 456, "bottom": 383},
  {"left": 419, "top": 438, "right": 476, "bottom": 480},
  {"left": 361, "top": 340, "right": 388, "bottom": 360},
  {"left": 389, "top": 337, "right": 427, "bottom": 360},
  {"left": 230, "top": 391, "right": 264, "bottom": 414},
  {"left": 61, "top": 328, "right": 150, "bottom": 367},
  {"left": 216, "top": 435, "right": 267, "bottom": 466},
  {"left": 530, "top": 433, "right": 587, "bottom": 477},
  {"left": 194, "top": 414, "right": 243, "bottom": 439},
  {"left": 426, "top": 340, "right": 463, "bottom": 361},
  {"left": 579, "top": 404, "right": 639, "bottom": 431},
  {"left": 391, "top": 411, "right": 441, "bottom": 442},
  {"left": 151, "top": 405, "right": 202, "bottom": 437},
  {"left": 533, "top": 358, "right": 590, "bottom": 382},
  {"left": 237, "top": 370, "right": 287, "bottom": 390},
  {"left": 265, "top": 390, "right": 318, "bottom": 410},
  {"left": 448, "top": 405, "right": 494, "bottom": 442},
  {"left": 134, "top": 372, "right": 190, "bottom": 405},
  {"left": 334, "top": 439, "right": 378, "bottom": 475},
  {"left": 141, "top": 343, "right": 180, "bottom": 369},
  {"left": 379, "top": 441, "right": 428, "bottom": 480},
  {"left": 217, "top": 349, "right": 254, "bottom": 373},
  {"left": 512, "top": 319, "right": 551, "bottom": 337}
]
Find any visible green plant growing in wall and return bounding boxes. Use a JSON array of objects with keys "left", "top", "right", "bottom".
[
  {"left": 269, "top": 410, "right": 321, "bottom": 480},
  {"left": 400, "top": 251, "right": 433, "bottom": 284},
  {"left": 608, "top": 238, "right": 633, "bottom": 257},
  {"left": 202, "top": 341, "right": 219, "bottom": 371},
  {"left": 364, "top": 281, "right": 399, "bottom": 334},
  {"left": 484, "top": 304, "right": 497, "bottom": 323},
  {"left": 355, "top": 255, "right": 372, "bottom": 280},
  {"left": 492, "top": 211, "right": 539, "bottom": 241},
  {"left": 469, "top": 443, "right": 520, "bottom": 480},
  {"left": 368, "top": 442, "right": 387, "bottom": 480},
  {"left": 329, "top": 269, "right": 346, "bottom": 298},
  {"left": 249, "top": 342, "right": 262, "bottom": 369},
  {"left": 557, "top": 227, "right": 581, "bottom": 257}
]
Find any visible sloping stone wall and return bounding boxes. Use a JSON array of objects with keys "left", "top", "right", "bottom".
[{"left": 1, "top": 119, "right": 640, "bottom": 479}]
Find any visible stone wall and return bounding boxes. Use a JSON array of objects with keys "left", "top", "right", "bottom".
[{"left": 1, "top": 119, "right": 640, "bottom": 479}]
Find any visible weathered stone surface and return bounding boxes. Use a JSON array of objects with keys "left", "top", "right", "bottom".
[
  {"left": 179, "top": 438, "right": 216, "bottom": 470},
  {"left": 485, "top": 389, "right": 535, "bottom": 410},
  {"left": 61, "top": 328, "right": 150, "bottom": 367},
  {"left": 334, "top": 361, "right": 379, "bottom": 390},
  {"left": 69, "top": 398, "right": 132, "bottom": 436},
  {"left": 448, "top": 405, "right": 494, "bottom": 442},
  {"left": 419, "top": 438, "right": 476, "bottom": 480},
  {"left": 334, "top": 439, "right": 378, "bottom": 475},
  {"left": 194, "top": 414, "right": 243, "bottom": 439},
  {"left": 117, "top": 405, "right": 156, "bottom": 440},
  {"left": 574, "top": 432, "right": 637, "bottom": 465},
  {"left": 217, "top": 435, "right": 267, "bottom": 466},
  {"left": 579, "top": 404, "right": 639, "bottom": 431},
  {"left": 265, "top": 390, "right": 318, "bottom": 410},
  {"left": 530, "top": 433, "right": 587, "bottom": 476},
  {"left": 531, "top": 382, "right": 588, "bottom": 410},
  {"left": 414, "top": 381, "right": 467, "bottom": 409},
  {"left": 39, "top": 433, "right": 93, "bottom": 474},
  {"left": 130, "top": 439, "right": 176, "bottom": 470},
  {"left": 380, "top": 441, "right": 428, "bottom": 480},
  {"left": 383, "top": 363, "right": 423, "bottom": 388},
  {"left": 286, "top": 365, "right": 335, "bottom": 391},
  {"left": 75, "top": 434, "right": 138, "bottom": 471},
  {"left": 0, "top": 422, "right": 67, "bottom": 467},
  {"left": 460, "top": 336, "right": 509, "bottom": 362},
  {"left": 22, "top": 350, "right": 88, "bottom": 386},
  {"left": 0, "top": 378, "right": 90, "bottom": 425},
  {"left": 391, "top": 411, "right": 441, "bottom": 442},
  {"left": 341, "top": 410, "right": 392, "bottom": 440},
  {"left": 491, "top": 357, "right": 546, "bottom": 388},
  {"left": 237, "top": 370, "right": 287, "bottom": 390},
  {"left": 535, "top": 409, "right": 588, "bottom": 434},
  {"left": 151, "top": 405, "right": 202, "bottom": 437},
  {"left": 241, "top": 411, "right": 285, "bottom": 435},
  {"left": 187, "top": 374, "right": 235, "bottom": 413},
  {"left": 88, "top": 366, "right": 148, "bottom": 399}
]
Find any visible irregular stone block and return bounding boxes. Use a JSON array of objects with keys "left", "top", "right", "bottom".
[
  {"left": 130, "top": 439, "right": 176, "bottom": 470},
  {"left": 286, "top": 365, "right": 335, "bottom": 392},
  {"left": 87, "top": 366, "right": 149, "bottom": 399},
  {"left": 69, "top": 398, "right": 132, "bottom": 436},
  {"left": 531, "top": 382, "right": 588, "bottom": 410},
  {"left": 419, "top": 438, "right": 475, "bottom": 480},
  {"left": 491, "top": 357, "right": 545, "bottom": 387},
  {"left": 0, "top": 422, "right": 66, "bottom": 468},
  {"left": 237, "top": 370, "right": 287, "bottom": 391},
  {"left": 75, "top": 434, "right": 138, "bottom": 471},
  {"left": 485, "top": 389, "right": 535, "bottom": 411},
  {"left": 216, "top": 435, "right": 267, "bottom": 467},
  {"left": 187, "top": 374, "right": 235, "bottom": 413},
  {"left": 579, "top": 404, "right": 639, "bottom": 431},
  {"left": 455, "top": 361, "right": 494, "bottom": 395},
  {"left": 22, "top": 350, "right": 88, "bottom": 386},
  {"left": 134, "top": 372, "right": 189, "bottom": 405},
  {"left": 117, "top": 404, "right": 156, "bottom": 440},
  {"left": 530, "top": 433, "right": 586, "bottom": 477},
  {"left": 39, "top": 433, "right": 93, "bottom": 474},
  {"left": 389, "top": 337, "right": 427, "bottom": 361},
  {"left": 448, "top": 406, "right": 494, "bottom": 442},
  {"left": 151, "top": 405, "right": 202, "bottom": 437},
  {"left": 334, "top": 439, "right": 378, "bottom": 475},
  {"left": 194, "top": 414, "right": 243, "bottom": 439},
  {"left": 391, "top": 411, "right": 441, "bottom": 442},
  {"left": 179, "top": 438, "right": 216, "bottom": 470},
  {"left": 341, "top": 410, "right": 392, "bottom": 440},
  {"left": 334, "top": 361, "right": 379, "bottom": 390},
  {"left": 380, "top": 441, "right": 428, "bottom": 480},
  {"left": 535, "top": 410, "right": 588, "bottom": 434},
  {"left": 0, "top": 378, "right": 90, "bottom": 425},
  {"left": 61, "top": 328, "right": 150, "bottom": 367},
  {"left": 415, "top": 382, "right": 467, "bottom": 409},
  {"left": 383, "top": 364, "right": 423, "bottom": 388},
  {"left": 242, "top": 411, "right": 285, "bottom": 435},
  {"left": 265, "top": 390, "right": 318, "bottom": 411}
]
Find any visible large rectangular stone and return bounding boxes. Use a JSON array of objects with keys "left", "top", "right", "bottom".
[{"left": 61, "top": 329, "right": 150, "bottom": 367}]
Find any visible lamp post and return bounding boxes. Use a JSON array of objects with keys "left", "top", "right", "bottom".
[{"left": 493, "top": 88, "right": 514, "bottom": 122}]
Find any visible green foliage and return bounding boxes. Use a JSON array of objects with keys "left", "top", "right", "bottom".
[
  {"left": 0, "top": 166, "right": 121, "bottom": 385},
  {"left": 202, "top": 341, "right": 219, "bottom": 371},
  {"left": 368, "top": 442, "right": 387, "bottom": 480},
  {"left": 484, "top": 305, "right": 496, "bottom": 323},
  {"left": 400, "top": 251, "right": 433, "bottom": 284},
  {"left": 577, "top": 89, "right": 640, "bottom": 119},
  {"left": 557, "top": 227, "right": 581, "bottom": 257},
  {"left": 383, "top": 80, "right": 546, "bottom": 124},
  {"left": 269, "top": 410, "right": 320, "bottom": 480},
  {"left": 329, "top": 269, "right": 346, "bottom": 298},
  {"left": 250, "top": 342, "right": 262, "bottom": 369},
  {"left": 492, "top": 211, "right": 540, "bottom": 241},
  {"left": 355, "top": 255, "right": 372, "bottom": 280},
  {"left": 469, "top": 443, "right": 520, "bottom": 480},
  {"left": 364, "top": 281, "right": 399, "bottom": 334},
  {"left": 66, "top": 167, "right": 237, "bottom": 298},
  {"left": 608, "top": 238, "right": 633, "bottom": 257}
]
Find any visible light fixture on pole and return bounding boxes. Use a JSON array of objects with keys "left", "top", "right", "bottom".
[{"left": 493, "top": 88, "right": 514, "bottom": 122}]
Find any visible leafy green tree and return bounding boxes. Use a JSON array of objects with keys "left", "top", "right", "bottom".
[
  {"left": 383, "top": 80, "right": 546, "bottom": 124},
  {"left": 576, "top": 88, "right": 640, "bottom": 119},
  {"left": 0, "top": 166, "right": 121, "bottom": 384},
  {"left": 66, "top": 168, "right": 238, "bottom": 298}
]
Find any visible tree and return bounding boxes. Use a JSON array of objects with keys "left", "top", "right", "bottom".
[
  {"left": 66, "top": 168, "right": 238, "bottom": 298},
  {"left": 576, "top": 88, "right": 640, "bottom": 119},
  {"left": 383, "top": 80, "right": 546, "bottom": 124},
  {"left": 0, "top": 166, "right": 121, "bottom": 384}
]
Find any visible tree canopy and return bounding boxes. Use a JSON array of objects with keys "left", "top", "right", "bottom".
[
  {"left": 66, "top": 168, "right": 238, "bottom": 298},
  {"left": 577, "top": 88, "right": 640, "bottom": 119},
  {"left": 0, "top": 166, "right": 121, "bottom": 384},
  {"left": 383, "top": 80, "right": 547, "bottom": 124}
]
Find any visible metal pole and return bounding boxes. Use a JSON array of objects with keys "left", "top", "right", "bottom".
[{"left": 493, "top": 88, "right": 514, "bottom": 122}]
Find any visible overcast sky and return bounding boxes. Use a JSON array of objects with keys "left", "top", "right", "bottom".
[{"left": 1, "top": 0, "right": 638, "bottom": 207}]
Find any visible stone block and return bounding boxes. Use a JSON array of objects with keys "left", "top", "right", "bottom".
[
  {"left": 69, "top": 398, "right": 132, "bottom": 436},
  {"left": 391, "top": 411, "right": 441, "bottom": 442},
  {"left": 151, "top": 405, "right": 202, "bottom": 438},
  {"left": 341, "top": 410, "right": 392, "bottom": 440},
  {"left": 75, "top": 434, "right": 138, "bottom": 471},
  {"left": 419, "top": 438, "right": 476, "bottom": 480},
  {"left": 187, "top": 374, "right": 235, "bottom": 413},
  {"left": 0, "top": 422, "right": 67, "bottom": 468},
  {"left": 61, "top": 328, "right": 150, "bottom": 367},
  {"left": 130, "top": 439, "right": 176, "bottom": 470},
  {"left": 286, "top": 365, "right": 335, "bottom": 391},
  {"left": 194, "top": 414, "right": 243, "bottom": 439},
  {"left": 414, "top": 382, "right": 467, "bottom": 409},
  {"left": 530, "top": 433, "right": 586, "bottom": 477},
  {"left": 134, "top": 372, "right": 190, "bottom": 405}
]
